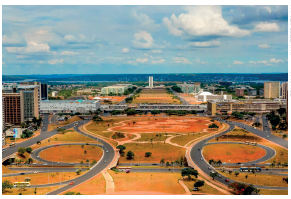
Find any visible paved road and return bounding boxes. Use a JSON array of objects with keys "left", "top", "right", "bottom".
[
  {"left": 170, "top": 88, "right": 189, "bottom": 105},
  {"left": 3, "top": 168, "right": 89, "bottom": 177},
  {"left": 190, "top": 120, "right": 287, "bottom": 190},
  {"left": 217, "top": 118, "right": 288, "bottom": 149},
  {"left": 262, "top": 115, "right": 272, "bottom": 134},
  {"left": 204, "top": 142, "right": 276, "bottom": 166},
  {"left": 118, "top": 87, "right": 139, "bottom": 105}
]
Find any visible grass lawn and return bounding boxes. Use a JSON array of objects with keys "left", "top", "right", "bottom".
[
  {"left": 258, "top": 142, "right": 288, "bottom": 164},
  {"left": 208, "top": 128, "right": 263, "bottom": 143},
  {"left": 30, "top": 129, "right": 100, "bottom": 151},
  {"left": 2, "top": 185, "right": 65, "bottom": 195},
  {"left": 135, "top": 133, "right": 169, "bottom": 142},
  {"left": 183, "top": 177, "right": 226, "bottom": 195},
  {"left": 217, "top": 171, "right": 288, "bottom": 187},
  {"left": 39, "top": 145, "right": 103, "bottom": 163},
  {"left": 2, "top": 165, "right": 20, "bottom": 174},
  {"left": 131, "top": 89, "right": 180, "bottom": 104},
  {"left": 259, "top": 189, "right": 288, "bottom": 195},
  {"left": 85, "top": 121, "right": 123, "bottom": 138},
  {"left": 2, "top": 171, "right": 87, "bottom": 185},
  {"left": 171, "top": 132, "right": 209, "bottom": 146},
  {"left": 65, "top": 173, "right": 105, "bottom": 195},
  {"left": 109, "top": 170, "right": 186, "bottom": 194},
  {"left": 203, "top": 143, "right": 266, "bottom": 163},
  {"left": 119, "top": 142, "right": 186, "bottom": 163}
]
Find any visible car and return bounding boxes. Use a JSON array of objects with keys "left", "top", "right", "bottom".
[
  {"left": 267, "top": 135, "right": 269, "bottom": 138},
  {"left": 20, "top": 173, "right": 25, "bottom": 175},
  {"left": 152, "top": 163, "right": 158, "bottom": 165},
  {"left": 183, "top": 168, "right": 189, "bottom": 170},
  {"left": 198, "top": 149, "right": 200, "bottom": 151},
  {"left": 126, "top": 170, "right": 130, "bottom": 173},
  {"left": 208, "top": 167, "right": 211, "bottom": 170},
  {"left": 69, "top": 163, "right": 74, "bottom": 165},
  {"left": 86, "top": 143, "right": 89, "bottom": 145},
  {"left": 55, "top": 144, "right": 59, "bottom": 146},
  {"left": 37, "top": 156, "right": 40, "bottom": 158},
  {"left": 69, "top": 182, "right": 74, "bottom": 185},
  {"left": 192, "top": 187, "right": 198, "bottom": 191},
  {"left": 2, "top": 148, "right": 5, "bottom": 152},
  {"left": 34, "top": 171, "right": 38, "bottom": 174},
  {"left": 200, "top": 158, "right": 203, "bottom": 160},
  {"left": 251, "top": 163, "right": 255, "bottom": 166},
  {"left": 57, "top": 162, "right": 60, "bottom": 164},
  {"left": 222, "top": 162, "right": 226, "bottom": 165},
  {"left": 104, "top": 160, "right": 106, "bottom": 163},
  {"left": 218, "top": 175, "right": 222, "bottom": 178},
  {"left": 237, "top": 162, "right": 241, "bottom": 164},
  {"left": 266, "top": 169, "right": 268, "bottom": 170},
  {"left": 106, "top": 150, "right": 109, "bottom": 153},
  {"left": 225, "top": 179, "right": 229, "bottom": 182},
  {"left": 43, "top": 163, "right": 48, "bottom": 165},
  {"left": 135, "top": 164, "right": 139, "bottom": 166},
  {"left": 33, "top": 163, "right": 36, "bottom": 165}
]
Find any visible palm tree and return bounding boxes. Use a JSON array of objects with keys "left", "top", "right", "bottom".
[
  {"left": 217, "top": 160, "right": 222, "bottom": 166},
  {"left": 160, "top": 158, "right": 165, "bottom": 166},
  {"left": 28, "top": 158, "right": 33, "bottom": 164}
]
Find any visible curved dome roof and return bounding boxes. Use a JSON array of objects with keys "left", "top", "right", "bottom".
[{"left": 198, "top": 91, "right": 213, "bottom": 96}]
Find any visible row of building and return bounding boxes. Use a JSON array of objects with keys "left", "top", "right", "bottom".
[{"left": 101, "top": 84, "right": 132, "bottom": 95}]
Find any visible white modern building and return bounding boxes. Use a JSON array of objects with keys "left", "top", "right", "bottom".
[
  {"left": 101, "top": 84, "right": 132, "bottom": 95},
  {"left": 40, "top": 100, "right": 101, "bottom": 114},
  {"left": 196, "top": 90, "right": 232, "bottom": 102},
  {"left": 149, "top": 76, "right": 153, "bottom": 88}
]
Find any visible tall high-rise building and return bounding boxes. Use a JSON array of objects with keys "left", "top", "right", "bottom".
[
  {"left": 41, "top": 83, "right": 48, "bottom": 100},
  {"left": 264, "top": 82, "right": 280, "bottom": 98},
  {"left": 281, "top": 82, "right": 288, "bottom": 99},
  {"left": 149, "top": 76, "right": 153, "bottom": 88},
  {"left": 2, "top": 93, "right": 24, "bottom": 125}
]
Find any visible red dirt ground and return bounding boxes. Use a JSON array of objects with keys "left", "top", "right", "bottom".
[
  {"left": 203, "top": 143, "right": 266, "bottom": 163},
  {"left": 113, "top": 117, "right": 217, "bottom": 133}
]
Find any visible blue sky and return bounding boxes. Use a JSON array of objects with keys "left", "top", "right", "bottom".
[{"left": 2, "top": 5, "right": 288, "bottom": 75}]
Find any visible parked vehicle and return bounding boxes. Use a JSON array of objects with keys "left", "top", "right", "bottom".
[
  {"left": 20, "top": 173, "right": 25, "bottom": 175},
  {"left": 192, "top": 187, "right": 198, "bottom": 191},
  {"left": 126, "top": 170, "right": 130, "bottom": 173},
  {"left": 69, "top": 182, "right": 74, "bottom": 185},
  {"left": 225, "top": 179, "right": 229, "bottom": 182}
]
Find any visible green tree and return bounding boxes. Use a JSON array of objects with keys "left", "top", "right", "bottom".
[
  {"left": 235, "top": 171, "right": 240, "bottom": 177},
  {"left": 28, "top": 158, "right": 33, "bottom": 164},
  {"left": 17, "top": 147, "right": 26, "bottom": 156},
  {"left": 245, "top": 174, "right": 248, "bottom": 179},
  {"left": 126, "top": 151, "right": 134, "bottom": 159},
  {"left": 217, "top": 160, "right": 222, "bottom": 166},
  {"left": 37, "top": 141, "right": 41, "bottom": 145},
  {"left": 166, "top": 161, "right": 170, "bottom": 167},
  {"left": 20, "top": 123, "right": 26, "bottom": 128},
  {"left": 145, "top": 152, "right": 152, "bottom": 157},
  {"left": 57, "top": 128, "right": 66, "bottom": 133},
  {"left": 116, "top": 145, "right": 126, "bottom": 153},
  {"left": 208, "top": 123, "right": 219, "bottom": 129},
  {"left": 210, "top": 172, "right": 218, "bottom": 180},
  {"left": 2, "top": 180, "right": 13, "bottom": 193},
  {"left": 277, "top": 108, "right": 286, "bottom": 116},
  {"left": 160, "top": 158, "right": 165, "bottom": 166},
  {"left": 34, "top": 188, "right": 37, "bottom": 195},
  {"left": 76, "top": 169, "right": 82, "bottom": 175},
  {"left": 25, "top": 147, "right": 32, "bottom": 153},
  {"left": 270, "top": 115, "right": 281, "bottom": 133},
  {"left": 194, "top": 180, "right": 205, "bottom": 190},
  {"left": 181, "top": 169, "right": 198, "bottom": 180}
]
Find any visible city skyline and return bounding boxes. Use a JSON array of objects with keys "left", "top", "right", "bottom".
[{"left": 2, "top": 5, "right": 288, "bottom": 75}]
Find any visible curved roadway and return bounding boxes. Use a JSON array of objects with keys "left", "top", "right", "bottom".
[{"left": 190, "top": 119, "right": 288, "bottom": 190}]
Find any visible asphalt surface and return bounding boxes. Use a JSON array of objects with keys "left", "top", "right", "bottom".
[
  {"left": 3, "top": 168, "right": 89, "bottom": 177},
  {"left": 118, "top": 87, "right": 139, "bottom": 105},
  {"left": 190, "top": 119, "right": 288, "bottom": 190},
  {"left": 2, "top": 117, "right": 116, "bottom": 194},
  {"left": 169, "top": 88, "right": 189, "bottom": 105},
  {"left": 218, "top": 118, "right": 288, "bottom": 149}
]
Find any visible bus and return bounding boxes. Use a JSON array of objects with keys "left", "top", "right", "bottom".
[
  {"left": 13, "top": 182, "right": 30, "bottom": 187},
  {"left": 117, "top": 167, "right": 132, "bottom": 172},
  {"left": 240, "top": 167, "right": 249, "bottom": 172},
  {"left": 250, "top": 167, "right": 261, "bottom": 171}
]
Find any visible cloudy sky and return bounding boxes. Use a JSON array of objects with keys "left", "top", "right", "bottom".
[{"left": 2, "top": 5, "right": 288, "bottom": 75}]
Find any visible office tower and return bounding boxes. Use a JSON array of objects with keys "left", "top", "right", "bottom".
[
  {"left": 235, "top": 88, "right": 245, "bottom": 96},
  {"left": 149, "top": 76, "right": 153, "bottom": 88},
  {"left": 281, "top": 82, "right": 288, "bottom": 99},
  {"left": 2, "top": 93, "right": 24, "bottom": 125},
  {"left": 264, "top": 82, "right": 280, "bottom": 98},
  {"left": 41, "top": 83, "right": 48, "bottom": 100}
]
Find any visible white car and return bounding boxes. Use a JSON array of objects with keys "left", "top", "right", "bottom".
[
  {"left": 34, "top": 171, "right": 39, "bottom": 173},
  {"left": 267, "top": 135, "right": 270, "bottom": 138},
  {"left": 43, "top": 163, "right": 47, "bottom": 165},
  {"left": 33, "top": 163, "right": 37, "bottom": 165}
]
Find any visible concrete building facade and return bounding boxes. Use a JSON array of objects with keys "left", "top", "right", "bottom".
[
  {"left": 40, "top": 100, "right": 101, "bottom": 114},
  {"left": 177, "top": 82, "right": 201, "bottom": 94},
  {"left": 207, "top": 99, "right": 286, "bottom": 115},
  {"left": 281, "top": 82, "right": 288, "bottom": 99},
  {"left": 247, "top": 88, "right": 257, "bottom": 96},
  {"left": 2, "top": 93, "right": 24, "bottom": 125},
  {"left": 149, "top": 76, "right": 153, "bottom": 88},
  {"left": 264, "top": 82, "right": 280, "bottom": 98},
  {"left": 101, "top": 84, "right": 132, "bottom": 95},
  {"left": 235, "top": 88, "right": 245, "bottom": 96}
]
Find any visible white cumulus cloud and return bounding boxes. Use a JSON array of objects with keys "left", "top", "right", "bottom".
[
  {"left": 132, "top": 31, "right": 154, "bottom": 49},
  {"left": 258, "top": 44, "right": 271, "bottom": 48},
  {"left": 121, "top": 48, "right": 129, "bottom": 53},
  {"left": 254, "top": 22, "right": 280, "bottom": 32},
  {"left": 151, "top": 59, "right": 165, "bottom": 64},
  {"left": 151, "top": 50, "right": 162, "bottom": 53},
  {"left": 189, "top": 40, "right": 220, "bottom": 47},
  {"left": 172, "top": 57, "right": 192, "bottom": 64},
  {"left": 48, "top": 59, "right": 64, "bottom": 65},
  {"left": 233, "top": 61, "right": 244, "bottom": 64},
  {"left": 136, "top": 58, "right": 148, "bottom": 63},
  {"left": 270, "top": 58, "right": 283, "bottom": 63},
  {"left": 60, "top": 51, "right": 79, "bottom": 55},
  {"left": 163, "top": 6, "right": 250, "bottom": 37}
]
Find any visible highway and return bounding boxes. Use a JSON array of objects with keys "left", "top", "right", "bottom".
[
  {"left": 189, "top": 119, "right": 288, "bottom": 190},
  {"left": 2, "top": 117, "right": 116, "bottom": 195}
]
